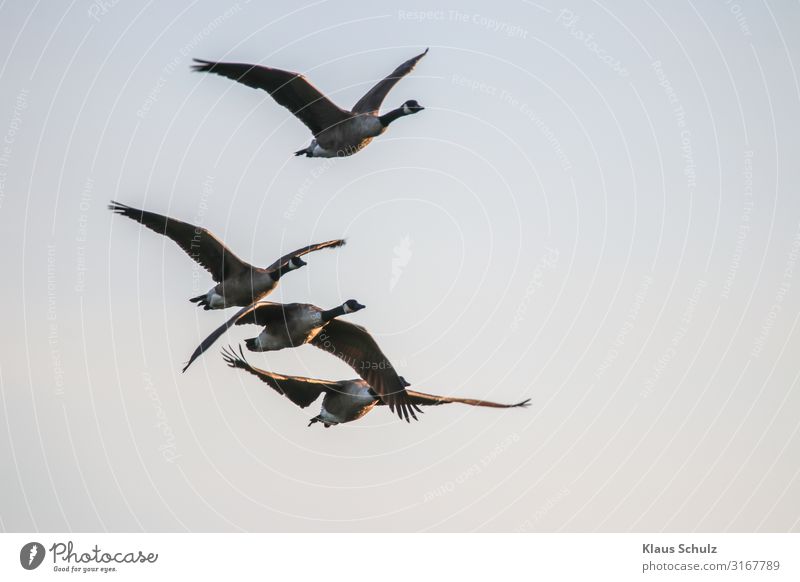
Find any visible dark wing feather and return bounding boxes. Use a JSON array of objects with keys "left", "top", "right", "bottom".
[
  {"left": 351, "top": 48, "right": 428, "bottom": 114},
  {"left": 221, "top": 345, "right": 332, "bottom": 408},
  {"left": 310, "top": 319, "right": 421, "bottom": 422},
  {"left": 192, "top": 59, "right": 352, "bottom": 135},
  {"left": 109, "top": 200, "right": 248, "bottom": 282},
  {"left": 231, "top": 302, "right": 291, "bottom": 326},
  {"left": 265, "top": 239, "right": 346, "bottom": 273},
  {"left": 182, "top": 302, "right": 285, "bottom": 372},
  {"left": 396, "top": 391, "right": 531, "bottom": 409}
]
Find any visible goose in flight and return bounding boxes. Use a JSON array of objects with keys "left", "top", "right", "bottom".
[
  {"left": 221, "top": 346, "right": 531, "bottom": 427},
  {"left": 109, "top": 201, "right": 344, "bottom": 309},
  {"left": 184, "top": 301, "right": 421, "bottom": 421},
  {"left": 192, "top": 48, "right": 428, "bottom": 158}
]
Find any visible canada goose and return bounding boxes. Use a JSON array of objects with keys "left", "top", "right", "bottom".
[
  {"left": 184, "top": 301, "right": 421, "bottom": 421},
  {"left": 191, "top": 48, "right": 428, "bottom": 157},
  {"left": 221, "top": 346, "right": 531, "bottom": 427},
  {"left": 109, "top": 201, "right": 344, "bottom": 309}
]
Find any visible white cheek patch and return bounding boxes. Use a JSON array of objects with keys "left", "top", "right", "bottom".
[
  {"left": 402, "top": 104, "right": 412, "bottom": 115},
  {"left": 343, "top": 304, "right": 352, "bottom": 313}
]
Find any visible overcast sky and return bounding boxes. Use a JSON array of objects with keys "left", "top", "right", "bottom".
[{"left": 1, "top": 0, "right": 799, "bottom": 532}]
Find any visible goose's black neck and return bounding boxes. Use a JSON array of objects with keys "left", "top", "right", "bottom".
[
  {"left": 321, "top": 304, "right": 347, "bottom": 322},
  {"left": 378, "top": 107, "right": 407, "bottom": 127},
  {"left": 322, "top": 305, "right": 347, "bottom": 321}
]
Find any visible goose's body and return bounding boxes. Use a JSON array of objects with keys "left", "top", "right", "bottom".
[
  {"left": 185, "top": 301, "right": 422, "bottom": 421},
  {"left": 184, "top": 301, "right": 353, "bottom": 367},
  {"left": 301, "top": 114, "right": 385, "bottom": 158},
  {"left": 198, "top": 269, "right": 280, "bottom": 310},
  {"left": 221, "top": 346, "right": 531, "bottom": 427},
  {"left": 109, "top": 201, "right": 344, "bottom": 309},
  {"left": 192, "top": 49, "right": 428, "bottom": 157},
  {"left": 314, "top": 380, "right": 380, "bottom": 426},
  {"left": 247, "top": 302, "right": 326, "bottom": 351}
]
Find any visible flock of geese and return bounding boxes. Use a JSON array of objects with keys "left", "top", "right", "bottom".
[{"left": 110, "top": 49, "right": 530, "bottom": 428}]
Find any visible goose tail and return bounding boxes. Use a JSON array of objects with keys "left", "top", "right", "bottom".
[{"left": 189, "top": 293, "right": 209, "bottom": 309}]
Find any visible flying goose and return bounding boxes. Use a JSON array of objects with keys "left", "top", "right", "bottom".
[
  {"left": 221, "top": 346, "right": 531, "bottom": 427},
  {"left": 184, "top": 301, "right": 421, "bottom": 421},
  {"left": 109, "top": 201, "right": 344, "bottom": 309},
  {"left": 191, "top": 48, "right": 428, "bottom": 157}
]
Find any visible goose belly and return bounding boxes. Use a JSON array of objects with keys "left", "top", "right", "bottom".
[
  {"left": 312, "top": 138, "right": 373, "bottom": 158},
  {"left": 205, "top": 289, "right": 226, "bottom": 309},
  {"left": 252, "top": 329, "right": 286, "bottom": 351},
  {"left": 316, "top": 117, "right": 381, "bottom": 155},
  {"left": 257, "top": 307, "right": 324, "bottom": 349},
  {"left": 320, "top": 385, "right": 378, "bottom": 424},
  {"left": 310, "top": 143, "right": 339, "bottom": 158},
  {"left": 220, "top": 274, "right": 277, "bottom": 306}
]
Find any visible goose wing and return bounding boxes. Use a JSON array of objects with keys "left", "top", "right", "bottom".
[
  {"left": 351, "top": 48, "right": 428, "bottom": 114},
  {"left": 109, "top": 200, "right": 248, "bottom": 282},
  {"left": 310, "top": 319, "right": 421, "bottom": 422},
  {"left": 182, "top": 302, "right": 287, "bottom": 372},
  {"left": 396, "top": 390, "right": 531, "bottom": 409},
  {"left": 265, "top": 238, "right": 346, "bottom": 273},
  {"left": 192, "top": 59, "right": 352, "bottom": 135},
  {"left": 221, "top": 345, "right": 333, "bottom": 408}
]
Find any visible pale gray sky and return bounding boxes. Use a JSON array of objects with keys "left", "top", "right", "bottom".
[{"left": 1, "top": 0, "right": 799, "bottom": 532}]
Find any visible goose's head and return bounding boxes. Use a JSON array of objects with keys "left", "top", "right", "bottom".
[
  {"left": 402, "top": 100, "right": 425, "bottom": 115},
  {"left": 343, "top": 299, "right": 366, "bottom": 313}
]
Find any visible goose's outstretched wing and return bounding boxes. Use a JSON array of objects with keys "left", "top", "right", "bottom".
[
  {"left": 192, "top": 59, "right": 352, "bottom": 135},
  {"left": 221, "top": 345, "right": 334, "bottom": 408},
  {"left": 265, "top": 239, "right": 346, "bottom": 273},
  {"left": 183, "top": 302, "right": 286, "bottom": 372},
  {"left": 109, "top": 201, "right": 249, "bottom": 282},
  {"left": 398, "top": 391, "right": 531, "bottom": 409},
  {"left": 310, "top": 319, "right": 421, "bottom": 422},
  {"left": 351, "top": 49, "right": 428, "bottom": 114}
]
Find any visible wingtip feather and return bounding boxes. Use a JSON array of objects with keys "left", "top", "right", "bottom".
[
  {"left": 191, "top": 58, "right": 215, "bottom": 73},
  {"left": 108, "top": 200, "right": 127, "bottom": 213}
]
